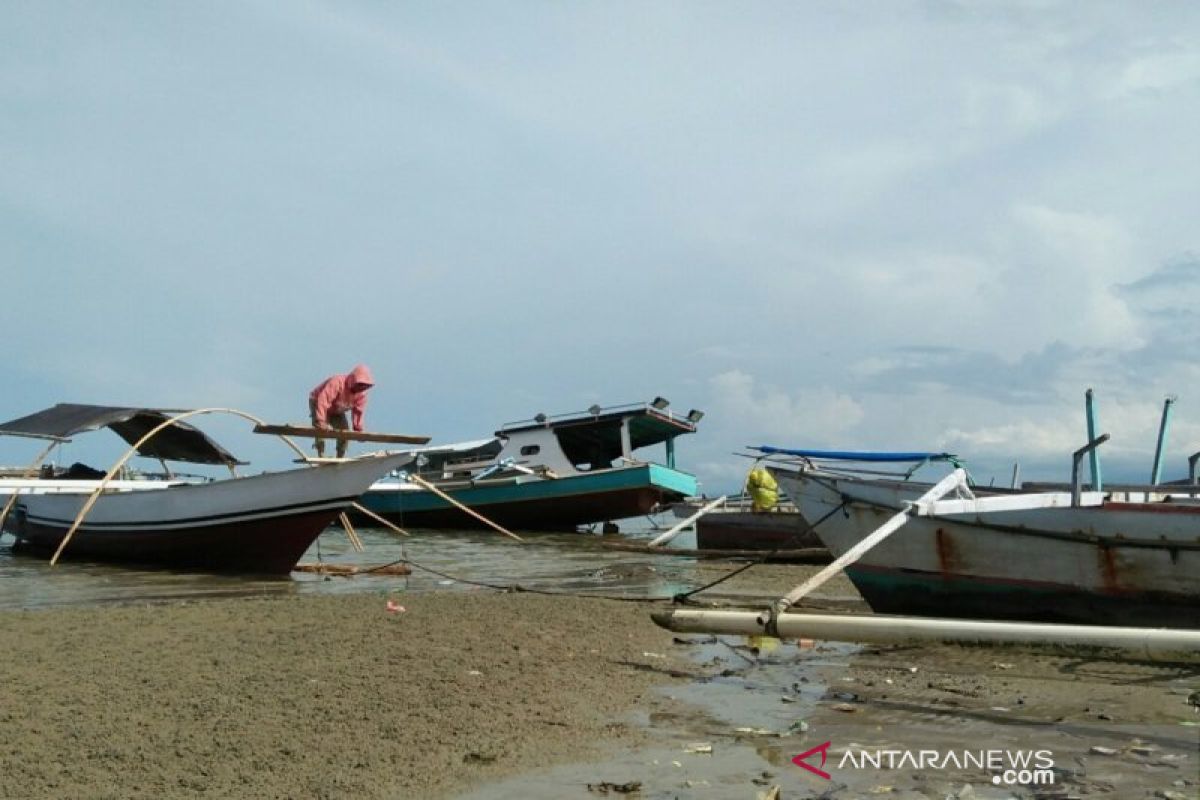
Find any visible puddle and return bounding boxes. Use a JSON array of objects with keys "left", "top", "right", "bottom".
[{"left": 457, "top": 635, "right": 1200, "bottom": 799}]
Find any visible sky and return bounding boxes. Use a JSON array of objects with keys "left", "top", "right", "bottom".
[{"left": 3, "top": 1, "right": 1200, "bottom": 493}]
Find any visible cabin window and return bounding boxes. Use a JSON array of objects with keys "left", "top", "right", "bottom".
[{"left": 520, "top": 445, "right": 540, "bottom": 456}]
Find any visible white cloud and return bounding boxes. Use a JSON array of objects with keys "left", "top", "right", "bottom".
[
  {"left": 1113, "top": 50, "right": 1200, "bottom": 96},
  {"left": 708, "top": 370, "right": 863, "bottom": 445}
]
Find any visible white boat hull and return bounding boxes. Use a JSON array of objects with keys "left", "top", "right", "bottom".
[
  {"left": 3, "top": 454, "right": 409, "bottom": 574},
  {"left": 771, "top": 467, "right": 1200, "bottom": 628}
]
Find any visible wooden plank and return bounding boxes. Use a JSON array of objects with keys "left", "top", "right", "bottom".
[{"left": 253, "top": 424, "right": 430, "bottom": 445}]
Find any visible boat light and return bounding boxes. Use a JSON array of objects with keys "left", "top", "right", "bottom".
[{"left": 650, "top": 396, "right": 670, "bottom": 410}]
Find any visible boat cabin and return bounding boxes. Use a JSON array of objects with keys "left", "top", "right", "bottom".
[{"left": 421, "top": 400, "right": 701, "bottom": 482}]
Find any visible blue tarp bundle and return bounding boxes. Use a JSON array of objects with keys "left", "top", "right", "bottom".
[{"left": 752, "top": 445, "right": 958, "bottom": 463}]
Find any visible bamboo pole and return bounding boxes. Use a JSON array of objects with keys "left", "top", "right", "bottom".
[
  {"left": 404, "top": 473, "right": 524, "bottom": 542},
  {"left": 350, "top": 502, "right": 410, "bottom": 537},
  {"left": 49, "top": 408, "right": 309, "bottom": 566},
  {"left": 339, "top": 512, "right": 364, "bottom": 552},
  {"left": 646, "top": 495, "right": 727, "bottom": 547},
  {"left": 773, "top": 468, "right": 968, "bottom": 612},
  {"left": 0, "top": 438, "right": 61, "bottom": 536},
  {"left": 650, "top": 608, "right": 1200, "bottom": 662}
]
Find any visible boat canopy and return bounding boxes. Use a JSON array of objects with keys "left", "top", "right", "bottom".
[
  {"left": 0, "top": 403, "right": 242, "bottom": 465},
  {"left": 501, "top": 406, "right": 696, "bottom": 446},
  {"left": 752, "top": 446, "right": 959, "bottom": 463}
]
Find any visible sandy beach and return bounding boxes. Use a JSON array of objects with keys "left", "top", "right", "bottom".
[
  {"left": 1, "top": 570, "right": 1196, "bottom": 799},
  {"left": 0, "top": 592, "right": 687, "bottom": 799}
]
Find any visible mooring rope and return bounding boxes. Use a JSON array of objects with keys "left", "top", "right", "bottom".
[{"left": 669, "top": 497, "right": 850, "bottom": 604}]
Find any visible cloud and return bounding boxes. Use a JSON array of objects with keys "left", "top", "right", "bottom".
[{"left": 707, "top": 370, "right": 863, "bottom": 446}]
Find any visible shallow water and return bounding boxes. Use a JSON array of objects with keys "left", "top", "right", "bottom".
[{"left": 0, "top": 524, "right": 713, "bottom": 609}]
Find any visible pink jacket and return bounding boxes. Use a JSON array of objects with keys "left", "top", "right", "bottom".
[{"left": 309, "top": 364, "right": 374, "bottom": 431}]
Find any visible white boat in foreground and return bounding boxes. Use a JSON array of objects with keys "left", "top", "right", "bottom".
[{"left": 761, "top": 447, "right": 1200, "bottom": 628}]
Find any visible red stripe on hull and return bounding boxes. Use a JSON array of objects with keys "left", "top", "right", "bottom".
[{"left": 10, "top": 509, "right": 341, "bottom": 574}]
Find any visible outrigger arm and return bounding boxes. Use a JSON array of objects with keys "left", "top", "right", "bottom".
[{"left": 648, "top": 468, "right": 1185, "bottom": 658}]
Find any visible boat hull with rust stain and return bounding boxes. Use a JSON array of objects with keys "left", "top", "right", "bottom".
[{"left": 770, "top": 467, "right": 1200, "bottom": 628}]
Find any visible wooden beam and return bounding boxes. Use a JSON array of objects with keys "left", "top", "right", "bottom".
[{"left": 253, "top": 424, "right": 430, "bottom": 445}]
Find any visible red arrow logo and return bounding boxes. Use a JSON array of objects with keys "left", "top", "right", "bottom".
[{"left": 792, "top": 740, "right": 832, "bottom": 779}]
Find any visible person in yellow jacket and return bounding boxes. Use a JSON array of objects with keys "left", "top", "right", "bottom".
[{"left": 745, "top": 466, "right": 778, "bottom": 512}]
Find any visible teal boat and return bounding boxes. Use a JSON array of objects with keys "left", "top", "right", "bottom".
[{"left": 357, "top": 399, "right": 701, "bottom": 531}]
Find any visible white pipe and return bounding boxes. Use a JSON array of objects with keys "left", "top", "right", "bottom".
[
  {"left": 647, "top": 495, "right": 727, "bottom": 547},
  {"left": 651, "top": 609, "right": 1200, "bottom": 662},
  {"left": 777, "top": 468, "right": 969, "bottom": 609}
]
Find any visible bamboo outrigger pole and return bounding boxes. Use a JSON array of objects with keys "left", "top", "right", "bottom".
[
  {"left": 350, "top": 502, "right": 411, "bottom": 537},
  {"left": 405, "top": 473, "right": 524, "bottom": 543},
  {"left": 0, "top": 437, "right": 63, "bottom": 536},
  {"left": 649, "top": 466, "right": 1192, "bottom": 660},
  {"left": 647, "top": 495, "right": 727, "bottom": 547},
  {"left": 768, "top": 468, "right": 970, "bottom": 615}
]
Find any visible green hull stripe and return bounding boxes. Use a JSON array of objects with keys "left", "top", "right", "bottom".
[{"left": 362, "top": 464, "right": 697, "bottom": 515}]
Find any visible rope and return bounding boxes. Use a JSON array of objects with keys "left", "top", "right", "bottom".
[
  {"left": 355, "top": 554, "right": 679, "bottom": 603},
  {"left": 670, "top": 497, "right": 849, "bottom": 604}
]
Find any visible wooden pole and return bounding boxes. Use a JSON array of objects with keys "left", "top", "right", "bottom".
[
  {"left": 0, "top": 438, "right": 61, "bottom": 536},
  {"left": 650, "top": 608, "right": 1200, "bottom": 662},
  {"left": 405, "top": 473, "right": 524, "bottom": 543},
  {"left": 339, "top": 512, "right": 364, "bottom": 552},
  {"left": 646, "top": 495, "right": 727, "bottom": 547},
  {"left": 349, "top": 502, "right": 411, "bottom": 537}
]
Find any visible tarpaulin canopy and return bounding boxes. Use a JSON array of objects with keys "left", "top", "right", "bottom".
[{"left": 0, "top": 403, "right": 242, "bottom": 465}]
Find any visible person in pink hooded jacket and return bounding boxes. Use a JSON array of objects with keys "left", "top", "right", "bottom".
[{"left": 308, "top": 364, "right": 375, "bottom": 458}]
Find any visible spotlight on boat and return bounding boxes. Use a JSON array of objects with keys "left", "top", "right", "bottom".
[
  {"left": 650, "top": 396, "right": 670, "bottom": 410},
  {"left": 588, "top": 404, "right": 602, "bottom": 416},
  {"left": 686, "top": 409, "right": 704, "bottom": 423},
  {"left": 534, "top": 412, "right": 548, "bottom": 424}
]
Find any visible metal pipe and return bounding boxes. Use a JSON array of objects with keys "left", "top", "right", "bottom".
[
  {"left": 1150, "top": 396, "right": 1176, "bottom": 485},
  {"left": 651, "top": 609, "right": 1200, "bottom": 662},
  {"left": 1085, "top": 389, "right": 1102, "bottom": 491},
  {"left": 1071, "top": 434, "right": 1110, "bottom": 507}
]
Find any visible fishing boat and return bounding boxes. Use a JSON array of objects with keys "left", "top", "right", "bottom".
[
  {"left": 357, "top": 398, "right": 701, "bottom": 531},
  {"left": 0, "top": 403, "right": 412, "bottom": 574},
  {"left": 670, "top": 494, "right": 826, "bottom": 556},
  {"left": 761, "top": 446, "right": 1200, "bottom": 628}
]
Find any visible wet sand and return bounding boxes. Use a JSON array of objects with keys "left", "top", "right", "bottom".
[
  {"left": 0, "top": 592, "right": 687, "bottom": 799},
  {"left": 1, "top": 562, "right": 1196, "bottom": 799}
]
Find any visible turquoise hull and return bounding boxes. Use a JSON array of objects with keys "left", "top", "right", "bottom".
[{"left": 358, "top": 464, "right": 697, "bottom": 531}]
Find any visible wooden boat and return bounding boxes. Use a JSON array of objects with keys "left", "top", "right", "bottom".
[
  {"left": 670, "top": 494, "right": 826, "bottom": 555},
  {"left": 764, "top": 447, "right": 1200, "bottom": 628},
  {"left": 357, "top": 399, "right": 701, "bottom": 531},
  {"left": 0, "top": 404, "right": 411, "bottom": 574}
]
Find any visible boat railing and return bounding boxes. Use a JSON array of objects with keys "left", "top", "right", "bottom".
[
  {"left": 745, "top": 449, "right": 964, "bottom": 483},
  {"left": 500, "top": 400, "right": 696, "bottom": 431}
]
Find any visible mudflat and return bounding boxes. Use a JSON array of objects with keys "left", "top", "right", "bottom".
[{"left": 0, "top": 592, "right": 685, "bottom": 799}]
